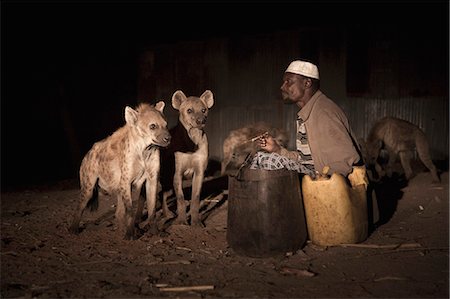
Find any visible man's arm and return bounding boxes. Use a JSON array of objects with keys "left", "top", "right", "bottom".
[{"left": 258, "top": 135, "right": 300, "bottom": 161}]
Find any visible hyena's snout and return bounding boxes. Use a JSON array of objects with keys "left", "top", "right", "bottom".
[
  {"left": 194, "top": 114, "right": 207, "bottom": 126},
  {"left": 155, "top": 129, "right": 171, "bottom": 147}
]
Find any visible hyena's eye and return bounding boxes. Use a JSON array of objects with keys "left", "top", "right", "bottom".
[
  {"left": 187, "top": 108, "right": 193, "bottom": 113},
  {"left": 149, "top": 124, "right": 157, "bottom": 130},
  {"left": 201, "top": 108, "right": 206, "bottom": 113}
]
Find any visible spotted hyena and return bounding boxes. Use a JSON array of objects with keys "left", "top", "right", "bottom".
[
  {"left": 364, "top": 116, "right": 440, "bottom": 183},
  {"left": 221, "top": 122, "right": 289, "bottom": 176},
  {"left": 69, "top": 102, "right": 171, "bottom": 240}
]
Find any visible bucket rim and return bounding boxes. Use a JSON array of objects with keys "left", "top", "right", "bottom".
[{"left": 232, "top": 167, "right": 299, "bottom": 181}]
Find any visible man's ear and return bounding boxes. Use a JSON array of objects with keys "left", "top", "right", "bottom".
[{"left": 304, "top": 78, "right": 312, "bottom": 88}]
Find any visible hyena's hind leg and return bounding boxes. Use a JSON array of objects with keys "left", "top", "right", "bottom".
[
  {"left": 384, "top": 150, "right": 398, "bottom": 178},
  {"left": 115, "top": 185, "right": 138, "bottom": 240},
  {"left": 115, "top": 195, "right": 126, "bottom": 233},
  {"left": 133, "top": 183, "right": 153, "bottom": 238},
  {"left": 162, "top": 190, "right": 175, "bottom": 219},
  {"left": 133, "top": 185, "right": 146, "bottom": 229},
  {"left": 398, "top": 151, "right": 414, "bottom": 179},
  {"left": 415, "top": 134, "right": 440, "bottom": 182},
  {"left": 69, "top": 177, "right": 99, "bottom": 234},
  {"left": 115, "top": 193, "right": 136, "bottom": 240}
]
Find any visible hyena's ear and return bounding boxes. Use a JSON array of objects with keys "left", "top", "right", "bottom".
[
  {"left": 125, "top": 106, "right": 138, "bottom": 125},
  {"left": 172, "top": 90, "right": 187, "bottom": 110},
  {"left": 155, "top": 101, "right": 165, "bottom": 113},
  {"left": 375, "top": 139, "right": 383, "bottom": 150},
  {"left": 200, "top": 90, "right": 214, "bottom": 108}
]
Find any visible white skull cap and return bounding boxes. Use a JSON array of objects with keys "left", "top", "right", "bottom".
[{"left": 285, "top": 60, "right": 320, "bottom": 79}]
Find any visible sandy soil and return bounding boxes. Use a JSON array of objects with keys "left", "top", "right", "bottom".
[{"left": 1, "top": 170, "right": 448, "bottom": 298}]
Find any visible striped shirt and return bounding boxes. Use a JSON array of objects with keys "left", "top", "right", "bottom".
[{"left": 296, "top": 117, "right": 315, "bottom": 173}]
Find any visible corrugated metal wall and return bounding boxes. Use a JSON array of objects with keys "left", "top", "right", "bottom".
[
  {"left": 138, "top": 31, "right": 307, "bottom": 161},
  {"left": 205, "top": 96, "right": 449, "bottom": 162},
  {"left": 344, "top": 97, "right": 449, "bottom": 161},
  {"left": 138, "top": 29, "right": 449, "bottom": 164}
]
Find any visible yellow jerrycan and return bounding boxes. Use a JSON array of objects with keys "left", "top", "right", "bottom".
[{"left": 302, "top": 166, "right": 369, "bottom": 246}]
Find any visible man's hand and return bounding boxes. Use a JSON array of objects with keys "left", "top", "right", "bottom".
[{"left": 258, "top": 134, "right": 281, "bottom": 153}]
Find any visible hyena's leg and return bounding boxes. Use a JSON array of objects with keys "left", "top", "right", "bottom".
[
  {"left": 69, "top": 176, "right": 98, "bottom": 234},
  {"left": 398, "top": 151, "right": 414, "bottom": 179},
  {"left": 133, "top": 184, "right": 145, "bottom": 229},
  {"left": 190, "top": 171, "right": 205, "bottom": 227},
  {"left": 117, "top": 183, "right": 135, "bottom": 240},
  {"left": 173, "top": 171, "right": 188, "bottom": 225},
  {"left": 385, "top": 150, "right": 398, "bottom": 178},
  {"left": 143, "top": 175, "right": 159, "bottom": 234},
  {"left": 162, "top": 189, "right": 175, "bottom": 219},
  {"left": 374, "top": 162, "right": 385, "bottom": 179},
  {"left": 115, "top": 193, "right": 125, "bottom": 232},
  {"left": 415, "top": 136, "right": 440, "bottom": 182}
]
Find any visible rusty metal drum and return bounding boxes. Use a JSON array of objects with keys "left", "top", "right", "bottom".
[{"left": 227, "top": 168, "right": 307, "bottom": 257}]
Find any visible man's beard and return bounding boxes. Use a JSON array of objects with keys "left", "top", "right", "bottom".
[{"left": 281, "top": 93, "right": 296, "bottom": 105}]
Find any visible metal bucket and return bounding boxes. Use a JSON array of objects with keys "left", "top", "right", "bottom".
[{"left": 227, "top": 168, "right": 307, "bottom": 257}]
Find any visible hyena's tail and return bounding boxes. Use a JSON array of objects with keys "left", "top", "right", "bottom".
[
  {"left": 415, "top": 132, "right": 440, "bottom": 182},
  {"left": 87, "top": 178, "right": 99, "bottom": 212}
]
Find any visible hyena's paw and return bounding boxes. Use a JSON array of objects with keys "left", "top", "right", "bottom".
[
  {"left": 141, "top": 221, "right": 160, "bottom": 236},
  {"left": 123, "top": 230, "right": 139, "bottom": 241},
  {"left": 163, "top": 209, "right": 176, "bottom": 219},
  {"left": 431, "top": 176, "right": 441, "bottom": 184},
  {"left": 123, "top": 234, "right": 138, "bottom": 241},
  {"left": 68, "top": 223, "right": 81, "bottom": 234},
  {"left": 147, "top": 225, "right": 160, "bottom": 236},
  {"left": 123, "top": 225, "right": 140, "bottom": 240},
  {"left": 133, "top": 225, "right": 146, "bottom": 238},
  {"left": 172, "top": 216, "right": 189, "bottom": 226},
  {"left": 190, "top": 218, "right": 205, "bottom": 228}
]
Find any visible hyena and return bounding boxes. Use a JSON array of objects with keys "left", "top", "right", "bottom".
[
  {"left": 221, "top": 122, "right": 289, "bottom": 176},
  {"left": 364, "top": 116, "right": 440, "bottom": 183},
  {"left": 69, "top": 102, "right": 171, "bottom": 240},
  {"left": 159, "top": 90, "right": 214, "bottom": 227}
]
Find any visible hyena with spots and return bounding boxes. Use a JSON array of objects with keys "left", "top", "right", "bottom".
[
  {"left": 69, "top": 102, "right": 171, "bottom": 240},
  {"left": 364, "top": 116, "right": 440, "bottom": 183},
  {"left": 221, "top": 122, "right": 289, "bottom": 176}
]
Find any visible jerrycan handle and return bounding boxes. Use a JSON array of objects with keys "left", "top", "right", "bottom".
[{"left": 312, "top": 166, "right": 331, "bottom": 181}]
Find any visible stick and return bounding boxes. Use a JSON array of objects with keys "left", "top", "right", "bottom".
[
  {"left": 250, "top": 131, "right": 269, "bottom": 142},
  {"left": 175, "top": 246, "right": 192, "bottom": 252},
  {"left": 338, "top": 243, "right": 422, "bottom": 249},
  {"left": 1, "top": 251, "right": 18, "bottom": 256},
  {"left": 280, "top": 267, "right": 316, "bottom": 277},
  {"left": 159, "top": 285, "right": 214, "bottom": 292},
  {"left": 364, "top": 246, "right": 449, "bottom": 256},
  {"left": 200, "top": 192, "right": 226, "bottom": 220},
  {"left": 374, "top": 276, "right": 408, "bottom": 282},
  {"left": 148, "top": 260, "right": 191, "bottom": 265}
]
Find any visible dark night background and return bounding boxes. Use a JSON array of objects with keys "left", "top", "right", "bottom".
[{"left": 2, "top": 1, "right": 449, "bottom": 190}]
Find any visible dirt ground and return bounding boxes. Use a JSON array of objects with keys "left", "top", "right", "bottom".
[{"left": 1, "top": 168, "right": 449, "bottom": 298}]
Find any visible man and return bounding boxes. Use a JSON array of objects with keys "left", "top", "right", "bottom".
[{"left": 259, "top": 60, "right": 363, "bottom": 177}]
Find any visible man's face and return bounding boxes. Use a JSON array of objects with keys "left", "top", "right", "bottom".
[{"left": 280, "top": 73, "right": 307, "bottom": 107}]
